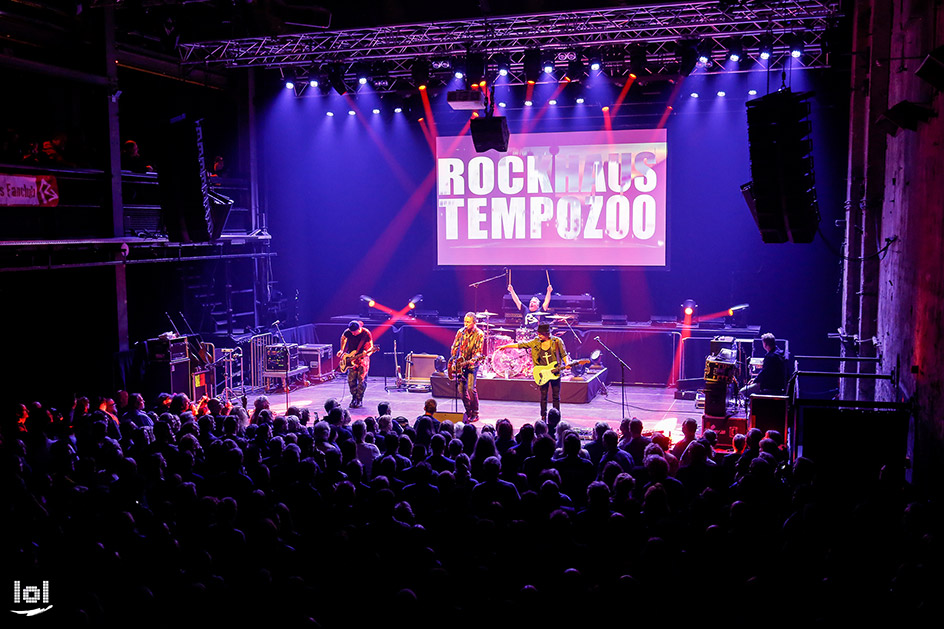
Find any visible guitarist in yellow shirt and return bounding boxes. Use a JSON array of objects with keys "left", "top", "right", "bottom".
[{"left": 497, "top": 323, "right": 568, "bottom": 424}]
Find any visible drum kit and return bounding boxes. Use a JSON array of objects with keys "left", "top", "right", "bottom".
[{"left": 471, "top": 309, "right": 577, "bottom": 379}]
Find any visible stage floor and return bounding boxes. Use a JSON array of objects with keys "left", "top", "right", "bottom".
[{"left": 268, "top": 375, "right": 749, "bottom": 442}]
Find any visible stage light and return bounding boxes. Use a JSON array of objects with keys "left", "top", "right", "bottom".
[
  {"left": 717, "top": 91, "right": 726, "bottom": 97},
  {"left": 358, "top": 77, "right": 368, "bottom": 85},
  {"left": 727, "top": 303, "right": 749, "bottom": 316},
  {"left": 789, "top": 33, "right": 805, "bottom": 58},
  {"left": 680, "top": 299, "right": 698, "bottom": 322},
  {"left": 285, "top": 80, "right": 295, "bottom": 90},
  {"left": 542, "top": 52, "right": 555, "bottom": 74},
  {"left": 524, "top": 49, "right": 542, "bottom": 83},
  {"left": 576, "top": 97, "right": 585, "bottom": 104},
  {"left": 372, "top": 108, "right": 380, "bottom": 114},
  {"left": 327, "top": 64, "right": 348, "bottom": 95},
  {"left": 697, "top": 40, "right": 712, "bottom": 66},
  {"left": 727, "top": 37, "right": 743, "bottom": 62},
  {"left": 690, "top": 92, "right": 699, "bottom": 98},
  {"left": 431, "top": 58, "right": 451, "bottom": 71},
  {"left": 348, "top": 110, "right": 356, "bottom": 116},
  {"left": 310, "top": 79, "right": 318, "bottom": 88},
  {"left": 411, "top": 59, "right": 430, "bottom": 89},
  {"left": 590, "top": 59, "right": 602, "bottom": 71},
  {"left": 758, "top": 33, "right": 773, "bottom": 60},
  {"left": 394, "top": 106, "right": 402, "bottom": 113},
  {"left": 498, "top": 101, "right": 506, "bottom": 108},
  {"left": 408, "top": 294, "right": 423, "bottom": 309},
  {"left": 566, "top": 57, "right": 586, "bottom": 81},
  {"left": 360, "top": 295, "right": 376, "bottom": 308},
  {"left": 589, "top": 349, "right": 603, "bottom": 365},
  {"left": 454, "top": 70, "right": 464, "bottom": 80},
  {"left": 494, "top": 54, "right": 511, "bottom": 77},
  {"left": 418, "top": 84, "right": 427, "bottom": 91},
  {"left": 748, "top": 89, "right": 757, "bottom": 96},
  {"left": 549, "top": 99, "right": 557, "bottom": 105},
  {"left": 601, "top": 105, "right": 609, "bottom": 112},
  {"left": 326, "top": 111, "right": 334, "bottom": 117},
  {"left": 524, "top": 99, "right": 533, "bottom": 106}
]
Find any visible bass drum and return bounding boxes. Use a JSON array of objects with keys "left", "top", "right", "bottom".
[
  {"left": 515, "top": 327, "right": 536, "bottom": 343},
  {"left": 488, "top": 334, "right": 531, "bottom": 379}
]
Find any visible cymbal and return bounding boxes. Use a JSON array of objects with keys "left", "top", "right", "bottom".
[
  {"left": 489, "top": 327, "right": 513, "bottom": 333},
  {"left": 547, "top": 314, "right": 574, "bottom": 320},
  {"left": 476, "top": 310, "right": 498, "bottom": 317},
  {"left": 525, "top": 311, "right": 548, "bottom": 316}
]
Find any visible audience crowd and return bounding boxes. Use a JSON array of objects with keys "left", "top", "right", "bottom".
[{"left": 2, "top": 390, "right": 939, "bottom": 627}]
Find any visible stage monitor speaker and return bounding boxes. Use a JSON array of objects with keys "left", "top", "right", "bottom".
[
  {"left": 433, "top": 411, "right": 466, "bottom": 424},
  {"left": 470, "top": 116, "right": 509, "bottom": 152},
  {"left": 745, "top": 89, "right": 820, "bottom": 243},
  {"left": 158, "top": 114, "right": 226, "bottom": 243},
  {"left": 915, "top": 45, "right": 944, "bottom": 92},
  {"left": 750, "top": 394, "right": 788, "bottom": 437},
  {"left": 146, "top": 358, "right": 192, "bottom": 399},
  {"left": 703, "top": 381, "right": 728, "bottom": 417}
]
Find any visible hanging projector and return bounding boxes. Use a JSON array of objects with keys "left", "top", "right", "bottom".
[{"left": 447, "top": 89, "right": 486, "bottom": 110}]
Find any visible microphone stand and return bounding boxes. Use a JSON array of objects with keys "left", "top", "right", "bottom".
[
  {"left": 595, "top": 336, "right": 632, "bottom": 420},
  {"left": 469, "top": 270, "right": 507, "bottom": 316}
]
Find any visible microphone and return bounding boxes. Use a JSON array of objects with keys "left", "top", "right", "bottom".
[
  {"left": 271, "top": 320, "right": 281, "bottom": 327},
  {"left": 594, "top": 336, "right": 601, "bottom": 341}
]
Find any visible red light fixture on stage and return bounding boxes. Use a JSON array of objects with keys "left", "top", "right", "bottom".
[{"left": 680, "top": 299, "right": 698, "bottom": 322}]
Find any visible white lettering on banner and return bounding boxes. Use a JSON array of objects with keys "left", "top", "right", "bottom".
[
  {"left": 556, "top": 197, "right": 582, "bottom": 240},
  {"left": 633, "top": 194, "right": 657, "bottom": 239},
  {"left": 438, "top": 158, "right": 464, "bottom": 195},
  {"left": 526, "top": 155, "right": 553, "bottom": 193},
  {"left": 496, "top": 156, "right": 524, "bottom": 195},
  {"left": 0, "top": 174, "right": 59, "bottom": 207},
  {"left": 530, "top": 197, "right": 554, "bottom": 238},
  {"left": 491, "top": 197, "right": 526, "bottom": 239},
  {"left": 441, "top": 199, "right": 463, "bottom": 239},
  {"left": 467, "top": 198, "right": 488, "bottom": 239},
  {"left": 634, "top": 152, "right": 657, "bottom": 192},
  {"left": 605, "top": 195, "right": 631, "bottom": 240},
  {"left": 584, "top": 196, "right": 604, "bottom": 239},
  {"left": 468, "top": 156, "right": 494, "bottom": 195}
]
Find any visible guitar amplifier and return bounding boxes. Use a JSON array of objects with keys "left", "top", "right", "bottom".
[
  {"left": 147, "top": 336, "right": 189, "bottom": 363},
  {"left": 265, "top": 343, "right": 299, "bottom": 371}
]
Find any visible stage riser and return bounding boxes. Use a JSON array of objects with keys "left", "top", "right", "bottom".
[{"left": 430, "top": 369, "right": 607, "bottom": 404}]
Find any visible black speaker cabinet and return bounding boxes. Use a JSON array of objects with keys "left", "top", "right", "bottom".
[
  {"left": 470, "top": 116, "right": 510, "bottom": 152},
  {"left": 146, "top": 358, "right": 192, "bottom": 399}
]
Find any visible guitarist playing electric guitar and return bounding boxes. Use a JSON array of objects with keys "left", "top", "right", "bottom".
[
  {"left": 337, "top": 320, "right": 373, "bottom": 409},
  {"left": 449, "top": 312, "right": 485, "bottom": 423},
  {"left": 497, "top": 322, "right": 568, "bottom": 427}
]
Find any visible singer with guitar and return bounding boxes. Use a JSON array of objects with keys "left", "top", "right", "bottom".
[
  {"left": 449, "top": 312, "right": 485, "bottom": 423},
  {"left": 337, "top": 320, "right": 373, "bottom": 409},
  {"left": 497, "top": 322, "right": 569, "bottom": 427}
]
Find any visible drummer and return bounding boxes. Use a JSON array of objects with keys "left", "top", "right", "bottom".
[{"left": 508, "top": 281, "right": 553, "bottom": 330}]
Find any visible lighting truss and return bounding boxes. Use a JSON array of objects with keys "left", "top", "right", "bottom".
[{"left": 178, "top": 1, "right": 841, "bottom": 91}]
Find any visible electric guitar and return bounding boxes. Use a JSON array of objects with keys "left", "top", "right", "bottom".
[
  {"left": 533, "top": 359, "right": 590, "bottom": 386},
  {"left": 338, "top": 346, "right": 379, "bottom": 373},
  {"left": 448, "top": 355, "right": 481, "bottom": 379}
]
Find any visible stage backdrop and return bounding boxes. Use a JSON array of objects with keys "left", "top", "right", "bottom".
[{"left": 436, "top": 129, "right": 667, "bottom": 266}]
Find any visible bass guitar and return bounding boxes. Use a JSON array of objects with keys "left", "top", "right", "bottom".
[
  {"left": 533, "top": 359, "right": 590, "bottom": 386},
  {"left": 338, "top": 346, "right": 379, "bottom": 373}
]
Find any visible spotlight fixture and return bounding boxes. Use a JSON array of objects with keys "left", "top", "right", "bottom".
[
  {"left": 465, "top": 51, "right": 486, "bottom": 85},
  {"left": 523, "top": 49, "right": 542, "bottom": 83},
  {"left": 680, "top": 299, "right": 698, "bottom": 322},
  {"left": 576, "top": 96, "right": 585, "bottom": 104},
  {"left": 727, "top": 303, "right": 750, "bottom": 315},
  {"left": 498, "top": 101, "right": 507, "bottom": 108},
  {"left": 360, "top": 295, "right": 376, "bottom": 308},
  {"left": 411, "top": 59, "right": 430, "bottom": 89},
  {"left": 758, "top": 33, "right": 774, "bottom": 60},
  {"left": 789, "top": 33, "right": 805, "bottom": 58},
  {"left": 431, "top": 58, "right": 452, "bottom": 71},
  {"left": 697, "top": 40, "right": 713, "bottom": 66},
  {"left": 748, "top": 89, "right": 757, "bottom": 96},
  {"left": 690, "top": 92, "right": 699, "bottom": 98},
  {"left": 372, "top": 108, "right": 380, "bottom": 114},
  {"left": 326, "top": 111, "right": 334, "bottom": 117},
  {"left": 727, "top": 37, "right": 744, "bottom": 62},
  {"left": 542, "top": 51, "right": 556, "bottom": 74},
  {"left": 284, "top": 80, "right": 295, "bottom": 90},
  {"left": 494, "top": 54, "right": 511, "bottom": 78},
  {"left": 717, "top": 91, "right": 726, "bottom": 97},
  {"left": 524, "top": 99, "right": 533, "bottom": 107},
  {"left": 408, "top": 294, "right": 424, "bottom": 309},
  {"left": 549, "top": 99, "right": 557, "bottom": 105},
  {"left": 588, "top": 50, "right": 603, "bottom": 72},
  {"left": 327, "top": 64, "right": 348, "bottom": 95}
]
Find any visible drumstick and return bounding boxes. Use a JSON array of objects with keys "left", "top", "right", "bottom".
[{"left": 545, "top": 269, "right": 550, "bottom": 285}]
